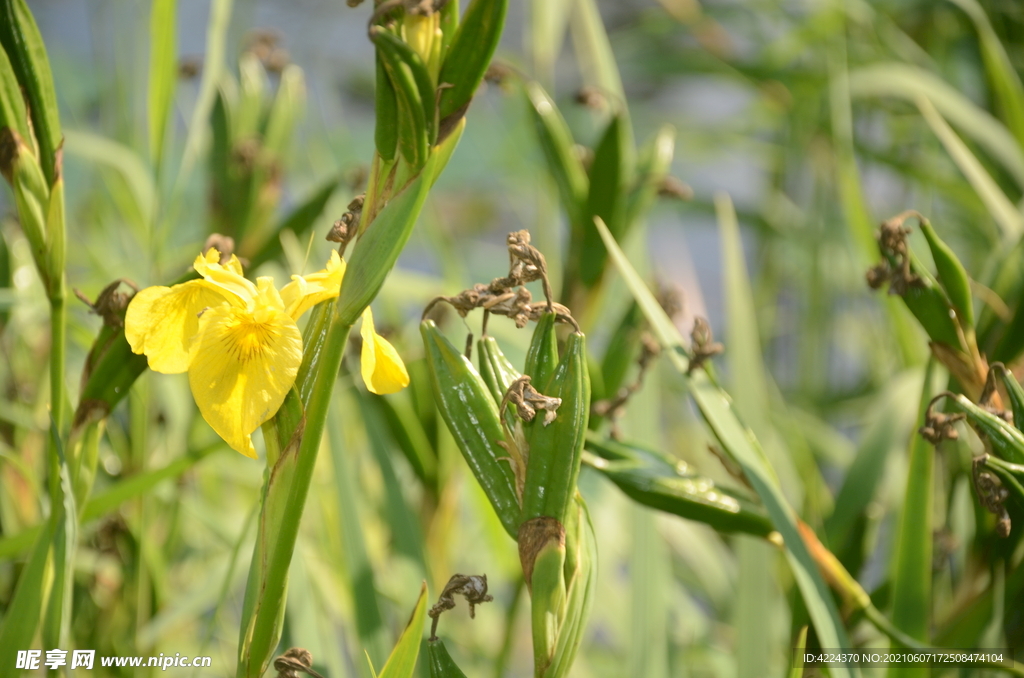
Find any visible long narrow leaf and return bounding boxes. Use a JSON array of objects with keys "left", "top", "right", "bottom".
[
  {"left": 916, "top": 96, "right": 1024, "bottom": 241},
  {"left": 174, "top": 0, "right": 232, "bottom": 190},
  {"left": 147, "top": 0, "right": 177, "bottom": 171},
  {"left": 595, "top": 217, "right": 853, "bottom": 676},
  {"left": 848, "top": 63, "right": 1024, "bottom": 191},
  {"left": 887, "top": 360, "right": 941, "bottom": 678},
  {"left": 948, "top": 0, "right": 1024, "bottom": 148}
]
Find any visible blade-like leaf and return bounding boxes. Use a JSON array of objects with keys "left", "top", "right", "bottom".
[
  {"left": 569, "top": 0, "right": 633, "bottom": 158},
  {"left": 147, "top": 0, "right": 177, "bottom": 171},
  {"left": 848, "top": 62, "right": 1024, "bottom": 191},
  {"left": 0, "top": 522, "right": 53, "bottom": 672},
  {"left": 174, "top": 0, "right": 232, "bottom": 191},
  {"left": 948, "top": 0, "right": 1024, "bottom": 148},
  {"left": 888, "top": 360, "right": 941, "bottom": 678},
  {"left": 916, "top": 96, "right": 1024, "bottom": 241},
  {"left": 595, "top": 217, "right": 853, "bottom": 677}
]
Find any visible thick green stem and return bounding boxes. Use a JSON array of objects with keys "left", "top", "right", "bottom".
[
  {"left": 47, "top": 292, "right": 65, "bottom": 505},
  {"left": 237, "top": 308, "right": 353, "bottom": 678}
]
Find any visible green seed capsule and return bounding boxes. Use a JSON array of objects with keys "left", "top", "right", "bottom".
[
  {"left": 584, "top": 435, "right": 774, "bottom": 536},
  {"left": 478, "top": 334, "right": 522, "bottom": 407},
  {"left": 371, "top": 26, "right": 428, "bottom": 168},
  {"left": 436, "top": 0, "right": 508, "bottom": 123},
  {"left": 901, "top": 273, "right": 962, "bottom": 348},
  {"left": 427, "top": 637, "right": 469, "bottom": 678},
  {"left": 421, "top": 319, "right": 519, "bottom": 538},
  {"left": 438, "top": 0, "right": 459, "bottom": 59},
  {"left": 942, "top": 392, "right": 1024, "bottom": 464},
  {"left": 524, "top": 312, "right": 559, "bottom": 391},
  {"left": 373, "top": 53, "right": 398, "bottom": 162},
  {"left": 5, "top": 133, "right": 49, "bottom": 285},
  {"left": 0, "top": 0, "right": 62, "bottom": 184},
  {"left": 370, "top": 26, "right": 437, "bottom": 144},
  {"left": 989, "top": 363, "right": 1024, "bottom": 431},
  {"left": 0, "top": 46, "right": 32, "bottom": 149},
  {"left": 920, "top": 219, "right": 974, "bottom": 329},
  {"left": 522, "top": 331, "right": 590, "bottom": 525}
]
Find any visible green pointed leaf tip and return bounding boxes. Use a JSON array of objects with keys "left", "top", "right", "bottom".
[
  {"left": 525, "top": 81, "right": 589, "bottom": 229},
  {"left": 919, "top": 218, "right": 974, "bottom": 328},
  {"left": 379, "top": 582, "right": 428, "bottom": 678},
  {"left": 580, "top": 115, "right": 624, "bottom": 287}
]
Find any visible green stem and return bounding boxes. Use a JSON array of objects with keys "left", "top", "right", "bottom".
[
  {"left": 238, "top": 311, "right": 354, "bottom": 678},
  {"left": 48, "top": 291, "right": 66, "bottom": 504}
]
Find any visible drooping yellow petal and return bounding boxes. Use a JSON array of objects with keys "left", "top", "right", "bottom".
[
  {"left": 193, "top": 250, "right": 259, "bottom": 303},
  {"left": 281, "top": 250, "right": 346, "bottom": 320},
  {"left": 359, "top": 306, "right": 410, "bottom": 395},
  {"left": 187, "top": 282, "right": 302, "bottom": 458},
  {"left": 125, "top": 280, "right": 231, "bottom": 374}
]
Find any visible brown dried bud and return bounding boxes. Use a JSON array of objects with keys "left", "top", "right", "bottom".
[
  {"left": 920, "top": 395, "right": 964, "bottom": 445},
  {"left": 575, "top": 86, "right": 605, "bottom": 110},
  {"left": 658, "top": 175, "right": 694, "bottom": 201},
  {"left": 178, "top": 57, "right": 202, "bottom": 79},
  {"left": 501, "top": 375, "right": 561, "bottom": 425},
  {"left": 273, "top": 647, "right": 324, "bottom": 678},
  {"left": 75, "top": 279, "right": 139, "bottom": 328},
  {"left": 203, "top": 234, "right": 236, "bottom": 262},
  {"left": 973, "top": 457, "right": 1013, "bottom": 538},
  {"left": 688, "top": 316, "right": 724, "bottom": 374},
  {"left": 865, "top": 263, "right": 890, "bottom": 290},
  {"left": 485, "top": 61, "right": 515, "bottom": 87},
  {"left": 573, "top": 144, "right": 594, "bottom": 170}
]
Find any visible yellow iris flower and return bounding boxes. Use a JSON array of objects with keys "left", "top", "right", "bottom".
[{"left": 125, "top": 249, "right": 409, "bottom": 458}]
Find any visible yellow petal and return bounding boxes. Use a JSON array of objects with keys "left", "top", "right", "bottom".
[
  {"left": 187, "top": 287, "right": 303, "bottom": 458},
  {"left": 360, "top": 306, "right": 410, "bottom": 395},
  {"left": 224, "top": 254, "right": 244, "bottom": 276},
  {"left": 125, "top": 280, "right": 230, "bottom": 374},
  {"left": 193, "top": 250, "right": 259, "bottom": 303},
  {"left": 281, "top": 250, "right": 346, "bottom": 320}
]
